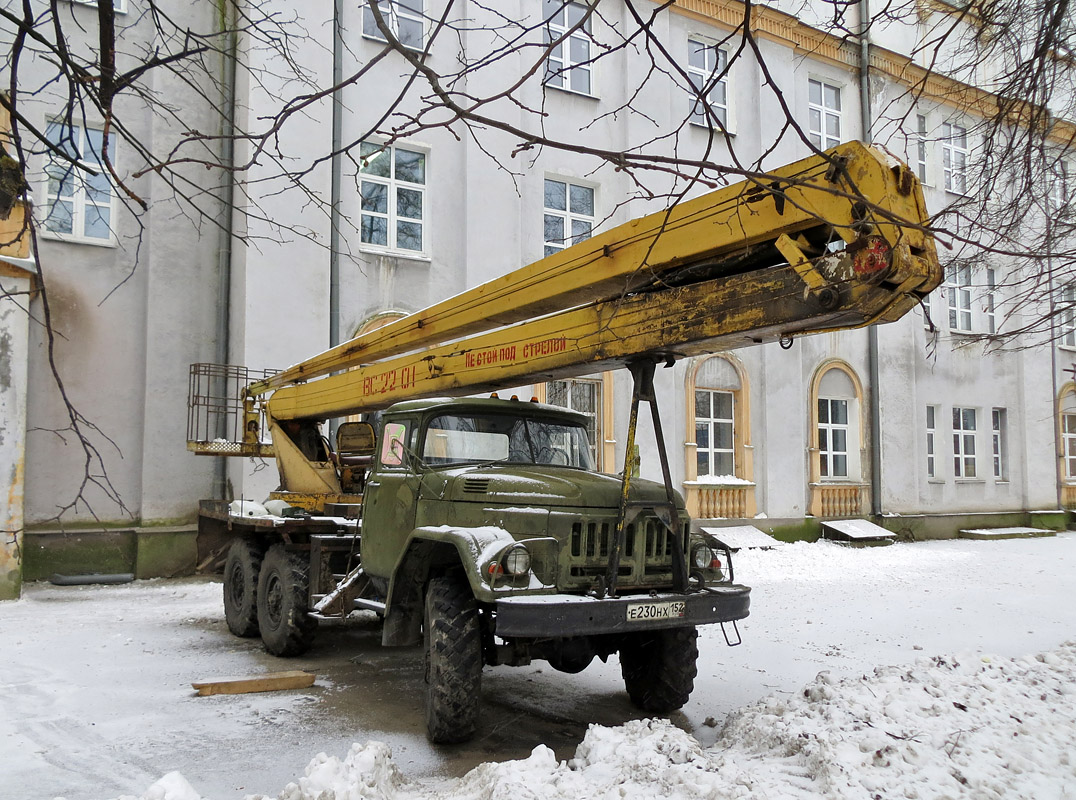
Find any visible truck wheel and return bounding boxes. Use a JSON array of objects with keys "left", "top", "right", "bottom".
[
  {"left": 256, "top": 544, "right": 317, "bottom": 656},
  {"left": 223, "top": 538, "right": 263, "bottom": 637},
  {"left": 619, "top": 626, "right": 699, "bottom": 713},
  {"left": 424, "top": 575, "right": 482, "bottom": 743}
]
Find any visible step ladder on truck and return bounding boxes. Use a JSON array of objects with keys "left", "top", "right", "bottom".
[{"left": 186, "top": 142, "right": 941, "bottom": 743}]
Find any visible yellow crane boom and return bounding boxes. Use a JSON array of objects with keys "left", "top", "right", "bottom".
[{"left": 249, "top": 141, "right": 936, "bottom": 401}]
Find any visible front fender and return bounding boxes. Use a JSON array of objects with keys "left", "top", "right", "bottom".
[{"left": 382, "top": 526, "right": 551, "bottom": 646}]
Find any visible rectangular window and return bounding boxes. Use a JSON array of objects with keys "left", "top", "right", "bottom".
[
  {"left": 546, "top": 378, "right": 601, "bottom": 467},
  {"left": 953, "top": 407, "right": 977, "bottom": 478},
  {"left": 359, "top": 142, "right": 426, "bottom": 253},
  {"left": 926, "top": 405, "right": 936, "bottom": 478},
  {"left": 916, "top": 114, "right": 929, "bottom": 184},
  {"left": 70, "top": 0, "right": 127, "bottom": 12},
  {"left": 43, "top": 121, "right": 116, "bottom": 242},
  {"left": 1052, "top": 160, "right": 1069, "bottom": 212},
  {"left": 946, "top": 265, "right": 973, "bottom": 333},
  {"left": 544, "top": 1, "right": 593, "bottom": 95},
  {"left": 808, "top": 79, "right": 842, "bottom": 150},
  {"left": 818, "top": 398, "right": 849, "bottom": 479},
  {"left": 1061, "top": 283, "right": 1076, "bottom": 347},
  {"left": 991, "top": 407, "right": 1007, "bottom": 480},
  {"left": 1064, "top": 413, "right": 1076, "bottom": 480},
  {"left": 687, "top": 39, "right": 728, "bottom": 128},
  {"left": 984, "top": 267, "right": 996, "bottom": 334},
  {"left": 544, "top": 178, "right": 594, "bottom": 256},
  {"left": 362, "top": 0, "right": 425, "bottom": 49},
  {"left": 695, "top": 389, "right": 735, "bottom": 477},
  {"left": 942, "top": 122, "right": 968, "bottom": 194}
]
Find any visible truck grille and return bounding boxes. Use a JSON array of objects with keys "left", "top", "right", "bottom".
[{"left": 565, "top": 515, "right": 688, "bottom": 588}]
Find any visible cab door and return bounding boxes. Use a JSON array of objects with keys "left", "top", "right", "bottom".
[{"left": 361, "top": 418, "right": 419, "bottom": 580}]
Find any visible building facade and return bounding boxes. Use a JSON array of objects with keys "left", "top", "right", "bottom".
[{"left": 3, "top": 0, "right": 1074, "bottom": 585}]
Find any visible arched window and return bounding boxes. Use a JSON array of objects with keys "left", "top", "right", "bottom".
[
  {"left": 809, "top": 361, "right": 866, "bottom": 517},
  {"left": 684, "top": 355, "right": 755, "bottom": 519},
  {"left": 1058, "top": 383, "right": 1076, "bottom": 508}
]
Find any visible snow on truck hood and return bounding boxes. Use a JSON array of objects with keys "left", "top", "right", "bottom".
[{"left": 442, "top": 465, "right": 680, "bottom": 509}]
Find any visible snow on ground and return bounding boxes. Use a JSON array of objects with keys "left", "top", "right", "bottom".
[
  {"left": 12, "top": 535, "right": 1074, "bottom": 800},
  {"left": 118, "top": 641, "right": 1076, "bottom": 800}
]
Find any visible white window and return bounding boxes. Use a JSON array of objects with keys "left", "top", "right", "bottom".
[
  {"left": 687, "top": 39, "right": 728, "bottom": 128},
  {"left": 359, "top": 142, "right": 426, "bottom": 253},
  {"left": 983, "top": 267, "right": 996, "bottom": 334},
  {"left": 695, "top": 389, "right": 734, "bottom": 477},
  {"left": 362, "top": 0, "right": 424, "bottom": 49},
  {"left": 808, "top": 79, "right": 841, "bottom": 150},
  {"left": 991, "top": 407, "right": 1007, "bottom": 480},
  {"left": 1064, "top": 413, "right": 1076, "bottom": 480},
  {"left": 915, "top": 114, "right": 929, "bottom": 184},
  {"left": 953, "top": 407, "right": 977, "bottom": 478},
  {"left": 544, "top": 1, "right": 593, "bottom": 95},
  {"left": 926, "top": 404, "right": 937, "bottom": 478},
  {"left": 946, "top": 265, "right": 973, "bottom": 333},
  {"left": 546, "top": 378, "right": 601, "bottom": 467},
  {"left": 544, "top": 178, "right": 594, "bottom": 256},
  {"left": 942, "top": 122, "right": 968, "bottom": 194},
  {"left": 1060, "top": 283, "right": 1076, "bottom": 347},
  {"left": 818, "top": 397, "right": 849, "bottom": 478},
  {"left": 43, "top": 121, "right": 116, "bottom": 243},
  {"left": 69, "top": 0, "right": 127, "bottom": 13},
  {"left": 1051, "top": 160, "right": 1070, "bottom": 213}
]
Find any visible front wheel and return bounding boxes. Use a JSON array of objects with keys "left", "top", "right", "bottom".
[
  {"left": 256, "top": 544, "right": 317, "bottom": 657},
  {"left": 424, "top": 575, "right": 482, "bottom": 743},
  {"left": 619, "top": 626, "right": 699, "bottom": 713},
  {"left": 223, "top": 538, "right": 263, "bottom": 638}
]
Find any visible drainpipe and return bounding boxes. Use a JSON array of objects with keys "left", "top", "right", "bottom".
[
  {"left": 328, "top": 0, "right": 345, "bottom": 441},
  {"left": 859, "top": 0, "right": 883, "bottom": 518},
  {"left": 213, "top": 3, "right": 239, "bottom": 501},
  {"left": 330, "top": 0, "right": 343, "bottom": 351}
]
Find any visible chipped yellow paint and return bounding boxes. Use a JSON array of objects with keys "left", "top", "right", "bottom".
[{"left": 1, "top": 443, "right": 24, "bottom": 600}]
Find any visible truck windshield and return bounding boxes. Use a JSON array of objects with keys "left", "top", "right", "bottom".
[{"left": 422, "top": 412, "right": 595, "bottom": 469}]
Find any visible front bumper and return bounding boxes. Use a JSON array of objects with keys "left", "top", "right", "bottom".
[{"left": 493, "top": 584, "right": 750, "bottom": 638}]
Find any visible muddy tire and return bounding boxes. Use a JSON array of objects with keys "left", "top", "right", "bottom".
[
  {"left": 223, "top": 538, "right": 263, "bottom": 637},
  {"left": 256, "top": 544, "right": 317, "bottom": 656},
  {"left": 424, "top": 575, "right": 482, "bottom": 743},
  {"left": 619, "top": 626, "right": 699, "bottom": 713}
]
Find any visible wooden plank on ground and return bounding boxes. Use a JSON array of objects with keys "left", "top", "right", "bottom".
[{"left": 192, "top": 670, "right": 315, "bottom": 696}]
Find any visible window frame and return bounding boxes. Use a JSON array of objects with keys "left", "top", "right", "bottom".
[
  {"left": 991, "top": 407, "right": 1007, "bottom": 480},
  {"left": 687, "top": 38, "right": 730, "bottom": 131},
  {"left": 694, "top": 388, "right": 735, "bottom": 478},
  {"left": 1060, "top": 283, "right": 1076, "bottom": 348},
  {"left": 543, "top": 1, "right": 596, "bottom": 97},
  {"left": 69, "top": 0, "right": 127, "bottom": 14},
  {"left": 818, "top": 397, "right": 850, "bottom": 479},
  {"left": 41, "top": 120, "right": 118, "bottom": 246},
  {"left": 358, "top": 141, "right": 428, "bottom": 256},
  {"left": 544, "top": 377, "right": 603, "bottom": 468},
  {"left": 362, "top": 0, "right": 426, "bottom": 50},
  {"left": 952, "top": 406, "right": 978, "bottom": 479},
  {"left": 915, "top": 113, "right": 930, "bottom": 185},
  {"left": 808, "top": 78, "right": 842, "bottom": 151},
  {"left": 942, "top": 121, "right": 969, "bottom": 195},
  {"left": 926, "top": 404, "right": 937, "bottom": 479},
  {"left": 543, "top": 177, "right": 595, "bottom": 257},
  {"left": 946, "top": 265, "right": 973, "bottom": 333},
  {"left": 1063, "top": 412, "right": 1076, "bottom": 480}
]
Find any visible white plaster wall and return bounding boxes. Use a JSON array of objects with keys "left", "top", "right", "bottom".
[{"left": 0, "top": 273, "right": 30, "bottom": 598}]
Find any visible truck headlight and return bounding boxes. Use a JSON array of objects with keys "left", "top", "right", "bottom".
[
  {"left": 692, "top": 543, "right": 715, "bottom": 570},
  {"left": 501, "top": 544, "right": 531, "bottom": 576}
]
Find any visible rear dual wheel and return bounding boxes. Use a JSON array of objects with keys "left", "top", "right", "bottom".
[
  {"left": 256, "top": 544, "right": 318, "bottom": 657},
  {"left": 223, "top": 538, "right": 263, "bottom": 638}
]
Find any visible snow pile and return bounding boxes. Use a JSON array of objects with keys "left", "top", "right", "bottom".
[{"left": 167, "top": 641, "right": 1076, "bottom": 800}]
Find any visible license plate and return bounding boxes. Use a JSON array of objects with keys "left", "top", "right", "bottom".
[{"left": 626, "top": 600, "right": 686, "bottom": 622}]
